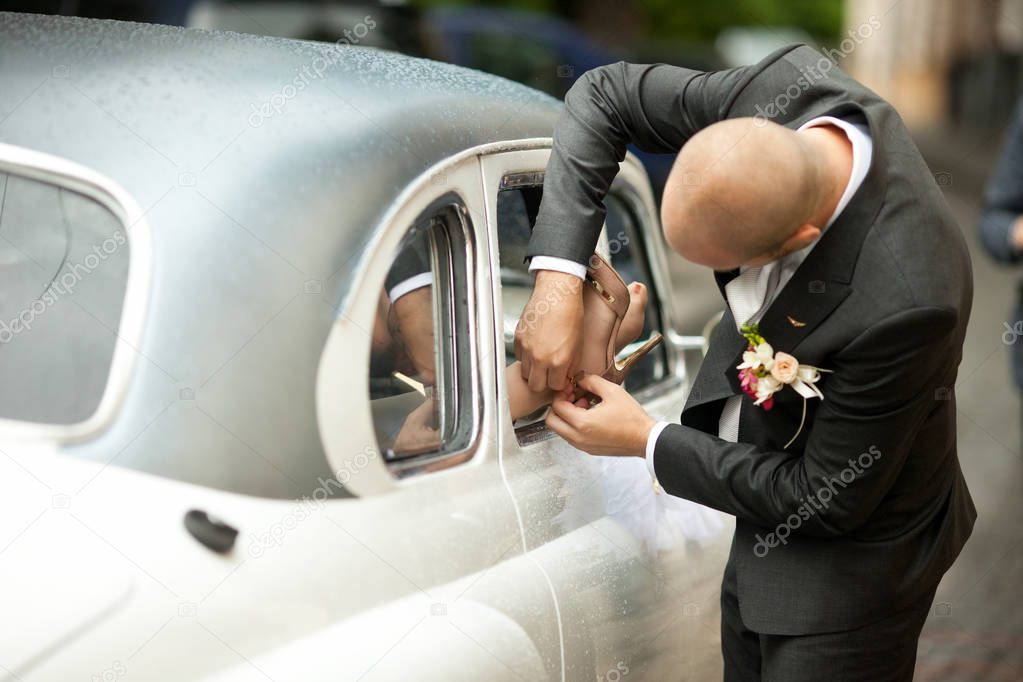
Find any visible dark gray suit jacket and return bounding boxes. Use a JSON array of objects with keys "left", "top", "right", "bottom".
[{"left": 531, "top": 45, "right": 976, "bottom": 636}]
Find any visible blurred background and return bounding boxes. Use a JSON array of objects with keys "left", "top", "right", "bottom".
[{"left": 3, "top": 0, "right": 1022, "bottom": 679}]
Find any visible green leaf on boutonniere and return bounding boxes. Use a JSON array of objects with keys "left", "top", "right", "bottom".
[{"left": 740, "top": 322, "right": 765, "bottom": 347}]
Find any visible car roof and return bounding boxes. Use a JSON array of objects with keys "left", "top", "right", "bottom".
[
  {"left": 0, "top": 12, "right": 559, "bottom": 261},
  {"left": 0, "top": 12, "right": 560, "bottom": 498}
]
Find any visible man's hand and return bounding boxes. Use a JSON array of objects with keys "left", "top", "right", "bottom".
[
  {"left": 515, "top": 270, "right": 584, "bottom": 392},
  {"left": 545, "top": 375, "right": 656, "bottom": 456}
]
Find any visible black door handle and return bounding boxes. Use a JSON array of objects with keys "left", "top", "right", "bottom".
[{"left": 184, "top": 509, "right": 238, "bottom": 554}]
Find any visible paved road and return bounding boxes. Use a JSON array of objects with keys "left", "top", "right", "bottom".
[{"left": 914, "top": 187, "right": 1023, "bottom": 682}]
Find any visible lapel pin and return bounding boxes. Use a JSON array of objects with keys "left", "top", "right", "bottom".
[{"left": 787, "top": 315, "right": 807, "bottom": 328}]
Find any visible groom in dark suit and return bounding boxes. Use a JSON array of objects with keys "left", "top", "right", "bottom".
[{"left": 518, "top": 44, "right": 976, "bottom": 680}]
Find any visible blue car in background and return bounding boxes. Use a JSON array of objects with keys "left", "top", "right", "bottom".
[
  {"left": 185, "top": 1, "right": 684, "bottom": 195},
  {"left": 424, "top": 6, "right": 677, "bottom": 199}
]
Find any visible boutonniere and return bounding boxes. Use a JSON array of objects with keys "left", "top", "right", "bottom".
[{"left": 736, "top": 322, "right": 831, "bottom": 447}]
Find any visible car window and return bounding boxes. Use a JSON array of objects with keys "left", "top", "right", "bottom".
[
  {"left": 495, "top": 183, "right": 539, "bottom": 364},
  {"left": 0, "top": 171, "right": 129, "bottom": 425},
  {"left": 603, "top": 192, "right": 669, "bottom": 391},
  {"left": 368, "top": 200, "right": 479, "bottom": 470},
  {"left": 495, "top": 180, "right": 667, "bottom": 400}
]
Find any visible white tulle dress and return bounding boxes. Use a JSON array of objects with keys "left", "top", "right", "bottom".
[
  {"left": 549, "top": 436, "right": 726, "bottom": 555},
  {"left": 597, "top": 454, "right": 725, "bottom": 553}
]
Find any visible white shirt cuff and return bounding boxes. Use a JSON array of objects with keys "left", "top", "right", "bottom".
[
  {"left": 528, "top": 256, "right": 587, "bottom": 280},
  {"left": 388, "top": 272, "right": 433, "bottom": 303},
  {"left": 645, "top": 421, "right": 670, "bottom": 480}
]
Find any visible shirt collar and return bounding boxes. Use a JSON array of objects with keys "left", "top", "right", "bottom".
[{"left": 766, "top": 115, "right": 874, "bottom": 271}]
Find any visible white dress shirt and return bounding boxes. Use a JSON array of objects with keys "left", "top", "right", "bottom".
[
  {"left": 528, "top": 255, "right": 588, "bottom": 279},
  {"left": 645, "top": 116, "right": 873, "bottom": 479},
  {"left": 387, "top": 272, "right": 433, "bottom": 303}
]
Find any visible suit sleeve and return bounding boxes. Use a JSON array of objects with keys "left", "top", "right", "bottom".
[
  {"left": 980, "top": 98, "right": 1023, "bottom": 264},
  {"left": 527, "top": 61, "right": 756, "bottom": 265},
  {"left": 652, "top": 306, "right": 959, "bottom": 537}
]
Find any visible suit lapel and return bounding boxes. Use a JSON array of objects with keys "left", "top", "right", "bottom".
[
  {"left": 682, "top": 104, "right": 889, "bottom": 434},
  {"left": 716, "top": 107, "right": 889, "bottom": 404},
  {"left": 757, "top": 277, "right": 850, "bottom": 355},
  {"left": 714, "top": 268, "right": 740, "bottom": 297},
  {"left": 682, "top": 306, "right": 745, "bottom": 411}
]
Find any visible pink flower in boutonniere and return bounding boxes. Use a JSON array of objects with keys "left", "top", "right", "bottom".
[
  {"left": 770, "top": 352, "right": 799, "bottom": 382},
  {"left": 737, "top": 363, "right": 775, "bottom": 410},
  {"left": 737, "top": 323, "right": 831, "bottom": 447}
]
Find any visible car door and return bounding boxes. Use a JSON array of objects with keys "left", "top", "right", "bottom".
[
  {"left": 0, "top": 142, "right": 556, "bottom": 682},
  {"left": 315, "top": 149, "right": 575, "bottom": 681},
  {"left": 479, "top": 143, "right": 734, "bottom": 680}
]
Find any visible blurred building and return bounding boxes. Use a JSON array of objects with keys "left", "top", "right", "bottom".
[{"left": 844, "top": 0, "right": 1023, "bottom": 132}]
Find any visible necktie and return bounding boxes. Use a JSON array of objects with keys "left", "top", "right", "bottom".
[{"left": 718, "top": 264, "right": 782, "bottom": 442}]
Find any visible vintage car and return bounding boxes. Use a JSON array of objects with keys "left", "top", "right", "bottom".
[{"left": 0, "top": 12, "right": 731, "bottom": 681}]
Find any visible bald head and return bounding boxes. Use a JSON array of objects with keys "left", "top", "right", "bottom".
[{"left": 661, "top": 117, "right": 823, "bottom": 270}]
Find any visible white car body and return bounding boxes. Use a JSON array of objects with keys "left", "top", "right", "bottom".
[{"left": 0, "top": 12, "right": 730, "bottom": 681}]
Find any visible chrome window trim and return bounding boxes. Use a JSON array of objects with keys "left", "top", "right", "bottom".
[
  {"left": 386, "top": 201, "right": 484, "bottom": 479},
  {"left": 0, "top": 143, "right": 152, "bottom": 443},
  {"left": 500, "top": 171, "right": 545, "bottom": 190},
  {"left": 319, "top": 142, "right": 526, "bottom": 495}
]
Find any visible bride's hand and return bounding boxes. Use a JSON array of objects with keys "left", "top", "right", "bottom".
[{"left": 545, "top": 374, "right": 656, "bottom": 457}]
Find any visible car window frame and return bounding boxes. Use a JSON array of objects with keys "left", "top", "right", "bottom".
[
  {"left": 0, "top": 143, "right": 153, "bottom": 444},
  {"left": 480, "top": 146, "right": 681, "bottom": 446},
  {"left": 379, "top": 197, "right": 483, "bottom": 477},
  {"left": 318, "top": 150, "right": 492, "bottom": 494}
]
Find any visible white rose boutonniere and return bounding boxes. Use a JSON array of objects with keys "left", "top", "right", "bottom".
[{"left": 737, "top": 323, "right": 831, "bottom": 447}]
